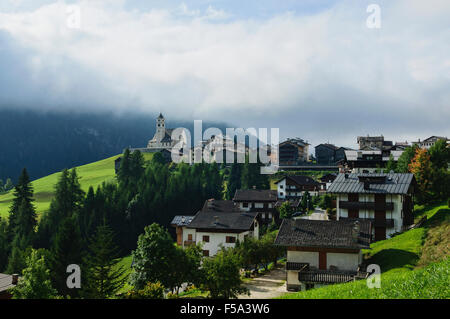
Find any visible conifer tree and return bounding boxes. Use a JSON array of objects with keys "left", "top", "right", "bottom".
[
  {"left": 50, "top": 216, "right": 84, "bottom": 298},
  {"left": 7, "top": 168, "right": 34, "bottom": 242},
  {"left": 82, "top": 224, "right": 127, "bottom": 299}
]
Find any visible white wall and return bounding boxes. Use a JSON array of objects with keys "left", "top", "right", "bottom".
[
  {"left": 277, "top": 179, "right": 286, "bottom": 199},
  {"left": 327, "top": 252, "right": 360, "bottom": 271},
  {"left": 336, "top": 194, "right": 404, "bottom": 238}
]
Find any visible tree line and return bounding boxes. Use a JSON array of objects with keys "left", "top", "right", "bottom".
[{"left": 0, "top": 148, "right": 270, "bottom": 298}]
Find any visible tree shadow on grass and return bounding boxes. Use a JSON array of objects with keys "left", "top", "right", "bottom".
[{"left": 367, "top": 249, "right": 419, "bottom": 272}]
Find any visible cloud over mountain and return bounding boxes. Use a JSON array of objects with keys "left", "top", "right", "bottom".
[{"left": 0, "top": 0, "right": 449, "bottom": 147}]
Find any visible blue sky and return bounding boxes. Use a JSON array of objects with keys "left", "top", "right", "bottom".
[{"left": 0, "top": 0, "right": 449, "bottom": 148}]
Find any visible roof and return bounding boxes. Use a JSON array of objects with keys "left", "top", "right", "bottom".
[
  {"left": 274, "top": 219, "right": 372, "bottom": 250},
  {"left": 187, "top": 211, "right": 258, "bottom": 231},
  {"left": 233, "top": 189, "right": 277, "bottom": 202},
  {"left": 315, "top": 143, "right": 338, "bottom": 150},
  {"left": 0, "top": 274, "right": 16, "bottom": 293},
  {"left": 170, "top": 215, "right": 195, "bottom": 226},
  {"left": 274, "top": 175, "right": 320, "bottom": 186},
  {"left": 201, "top": 199, "right": 240, "bottom": 213},
  {"left": 327, "top": 173, "right": 415, "bottom": 195}
]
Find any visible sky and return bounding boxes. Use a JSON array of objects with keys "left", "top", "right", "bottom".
[{"left": 0, "top": 0, "right": 449, "bottom": 149}]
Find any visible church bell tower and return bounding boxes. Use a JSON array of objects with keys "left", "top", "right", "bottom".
[{"left": 156, "top": 113, "right": 165, "bottom": 142}]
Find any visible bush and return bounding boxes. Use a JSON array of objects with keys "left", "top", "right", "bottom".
[{"left": 125, "top": 282, "right": 165, "bottom": 299}]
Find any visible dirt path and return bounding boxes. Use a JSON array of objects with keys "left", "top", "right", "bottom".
[{"left": 239, "top": 266, "right": 287, "bottom": 299}]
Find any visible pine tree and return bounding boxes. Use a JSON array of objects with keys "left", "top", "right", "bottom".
[
  {"left": 82, "top": 224, "right": 127, "bottom": 299},
  {"left": 50, "top": 216, "right": 84, "bottom": 298},
  {"left": 7, "top": 168, "right": 34, "bottom": 243}
]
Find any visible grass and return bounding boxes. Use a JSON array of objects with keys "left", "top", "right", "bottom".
[
  {"left": 279, "top": 258, "right": 449, "bottom": 299},
  {"left": 279, "top": 202, "right": 450, "bottom": 299},
  {"left": 0, "top": 153, "right": 154, "bottom": 219},
  {"left": 116, "top": 255, "right": 133, "bottom": 294}
]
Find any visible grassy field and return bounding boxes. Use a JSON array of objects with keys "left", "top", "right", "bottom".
[
  {"left": 0, "top": 153, "right": 154, "bottom": 219},
  {"left": 279, "top": 202, "right": 450, "bottom": 299}
]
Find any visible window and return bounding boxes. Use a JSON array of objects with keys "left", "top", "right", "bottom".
[
  {"left": 226, "top": 236, "right": 236, "bottom": 243},
  {"left": 202, "top": 235, "right": 210, "bottom": 243},
  {"left": 187, "top": 234, "right": 193, "bottom": 241},
  {"left": 280, "top": 192, "right": 284, "bottom": 196},
  {"left": 243, "top": 203, "right": 249, "bottom": 208},
  {"left": 280, "top": 185, "right": 284, "bottom": 189},
  {"left": 202, "top": 250, "right": 209, "bottom": 257}
]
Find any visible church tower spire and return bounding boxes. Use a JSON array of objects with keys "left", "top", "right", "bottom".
[{"left": 156, "top": 113, "right": 165, "bottom": 142}]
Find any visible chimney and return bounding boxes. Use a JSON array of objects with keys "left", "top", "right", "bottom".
[
  {"left": 352, "top": 221, "right": 360, "bottom": 243},
  {"left": 12, "top": 274, "right": 19, "bottom": 285}
]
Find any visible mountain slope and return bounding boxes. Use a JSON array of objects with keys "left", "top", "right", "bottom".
[{"left": 0, "top": 153, "right": 153, "bottom": 219}]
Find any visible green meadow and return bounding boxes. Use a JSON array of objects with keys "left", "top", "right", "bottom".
[
  {"left": 0, "top": 153, "right": 154, "bottom": 219},
  {"left": 279, "top": 202, "right": 450, "bottom": 299}
]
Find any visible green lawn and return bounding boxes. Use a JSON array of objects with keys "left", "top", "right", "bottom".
[
  {"left": 279, "top": 202, "right": 450, "bottom": 299},
  {"left": 0, "top": 153, "right": 154, "bottom": 219}
]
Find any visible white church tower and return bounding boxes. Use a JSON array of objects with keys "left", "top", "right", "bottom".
[{"left": 156, "top": 113, "right": 165, "bottom": 142}]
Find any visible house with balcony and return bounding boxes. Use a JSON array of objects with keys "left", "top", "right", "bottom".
[
  {"left": 275, "top": 218, "right": 372, "bottom": 291},
  {"left": 412, "top": 136, "right": 449, "bottom": 149},
  {"left": 327, "top": 173, "right": 415, "bottom": 241},
  {"left": 278, "top": 138, "right": 310, "bottom": 166},
  {"left": 275, "top": 175, "right": 321, "bottom": 200},
  {"left": 171, "top": 211, "right": 259, "bottom": 257},
  {"left": 233, "top": 189, "right": 278, "bottom": 224}
]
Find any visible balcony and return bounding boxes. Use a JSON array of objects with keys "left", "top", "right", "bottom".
[{"left": 339, "top": 201, "right": 394, "bottom": 211}]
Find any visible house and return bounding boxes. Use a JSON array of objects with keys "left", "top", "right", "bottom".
[
  {"left": 343, "top": 149, "right": 404, "bottom": 173},
  {"left": 357, "top": 135, "right": 391, "bottom": 150},
  {"left": 233, "top": 189, "right": 278, "bottom": 224},
  {"left": 327, "top": 173, "right": 415, "bottom": 241},
  {"left": 171, "top": 211, "right": 259, "bottom": 257},
  {"left": 278, "top": 138, "right": 310, "bottom": 166},
  {"left": 0, "top": 273, "right": 18, "bottom": 299},
  {"left": 412, "top": 136, "right": 449, "bottom": 149},
  {"left": 315, "top": 143, "right": 338, "bottom": 165},
  {"left": 275, "top": 175, "right": 321, "bottom": 200},
  {"left": 275, "top": 218, "right": 371, "bottom": 291}
]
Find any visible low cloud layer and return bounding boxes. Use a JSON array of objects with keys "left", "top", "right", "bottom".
[{"left": 0, "top": 0, "right": 449, "bottom": 148}]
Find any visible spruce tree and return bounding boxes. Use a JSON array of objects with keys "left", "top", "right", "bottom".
[
  {"left": 7, "top": 168, "right": 34, "bottom": 242},
  {"left": 82, "top": 224, "right": 127, "bottom": 299},
  {"left": 50, "top": 216, "right": 83, "bottom": 298}
]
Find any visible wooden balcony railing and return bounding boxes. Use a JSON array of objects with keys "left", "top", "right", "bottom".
[
  {"left": 298, "top": 269, "right": 358, "bottom": 284},
  {"left": 339, "top": 201, "right": 394, "bottom": 211}
]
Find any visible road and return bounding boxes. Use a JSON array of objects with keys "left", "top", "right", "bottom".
[{"left": 239, "top": 266, "right": 287, "bottom": 299}]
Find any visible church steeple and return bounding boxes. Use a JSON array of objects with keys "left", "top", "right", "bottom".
[{"left": 156, "top": 113, "right": 165, "bottom": 142}]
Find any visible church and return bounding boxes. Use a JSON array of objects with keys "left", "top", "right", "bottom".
[{"left": 147, "top": 113, "right": 183, "bottom": 150}]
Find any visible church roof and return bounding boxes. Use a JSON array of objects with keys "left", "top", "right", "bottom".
[{"left": 158, "top": 113, "right": 164, "bottom": 119}]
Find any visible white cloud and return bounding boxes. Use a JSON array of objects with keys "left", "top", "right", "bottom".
[{"left": 0, "top": 0, "right": 449, "bottom": 146}]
